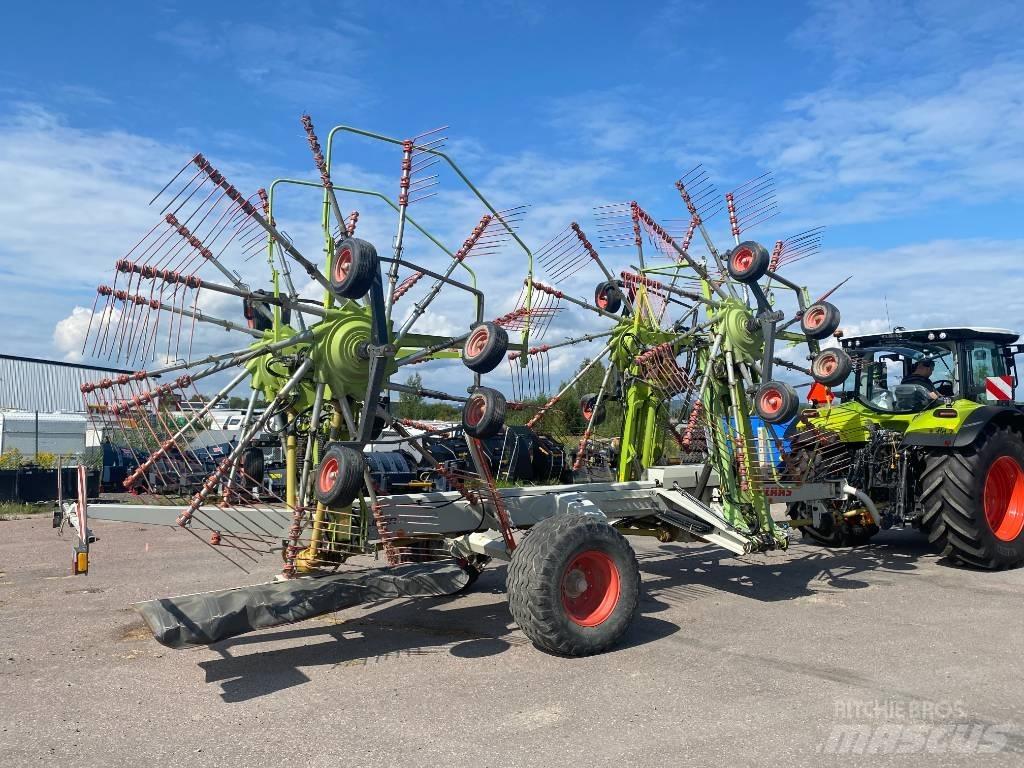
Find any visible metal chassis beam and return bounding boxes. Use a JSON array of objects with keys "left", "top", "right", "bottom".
[{"left": 61, "top": 465, "right": 855, "bottom": 563}]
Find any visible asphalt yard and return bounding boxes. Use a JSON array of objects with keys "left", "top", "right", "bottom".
[{"left": 2, "top": 514, "right": 1023, "bottom": 767}]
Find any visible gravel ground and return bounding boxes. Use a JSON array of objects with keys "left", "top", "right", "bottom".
[{"left": 2, "top": 515, "right": 1023, "bottom": 767}]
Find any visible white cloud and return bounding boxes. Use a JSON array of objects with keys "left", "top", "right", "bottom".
[{"left": 53, "top": 306, "right": 96, "bottom": 362}]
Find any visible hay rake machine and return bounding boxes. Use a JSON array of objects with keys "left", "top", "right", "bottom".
[{"left": 59, "top": 116, "right": 862, "bottom": 656}]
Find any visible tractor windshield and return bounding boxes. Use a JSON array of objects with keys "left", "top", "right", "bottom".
[{"left": 839, "top": 342, "right": 958, "bottom": 414}]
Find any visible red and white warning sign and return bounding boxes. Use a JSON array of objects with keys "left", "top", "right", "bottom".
[{"left": 985, "top": 375, "right": 1014, "bottom": 401}]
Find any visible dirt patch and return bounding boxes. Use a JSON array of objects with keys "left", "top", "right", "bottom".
[{"left": 117, "top": 620, "right": 153, "bottom": 642}]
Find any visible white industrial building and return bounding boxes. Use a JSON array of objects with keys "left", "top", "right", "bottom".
[{"left": 0, "top": 353, "right": 138, "bottom": 460}]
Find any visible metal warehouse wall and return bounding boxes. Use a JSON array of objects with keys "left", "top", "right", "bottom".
[{"left": 0, "top": 354, "right": 135, "bottom": 413}]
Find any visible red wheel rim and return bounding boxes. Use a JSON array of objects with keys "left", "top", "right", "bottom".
[
  {"left": 318, "top": 456, "right": 339, "bottom": 494},
  {"left": 465, "top": 326, "right": 489, "bottom": 359},
  {"left": 732, "top": 247, "right": 753, "bottom": 272},
  {"left": 759, "top": 388, "right": 783, "bottom": 416},
  {"left": 561, "top": 550, "right": 620, "bottom": 627},
  {"left": 333, "top": 247, "right": 352, "bottom": 282},
  {"left": 465, "top": 395, "right": 485, "bottom": 427},
  {"left": 815, "top": 353, "right": 838, "bottom": 377},
  {"left": 596, "top": 289, "right": 609, "bottom": 309},
  {"left": 582, "top": 404, "right": 594, "bottom": 420},
  {"left": 804, "top": 306, "right": 825, "bottom": 330},
  {"left": 984, "top": 456, "right": 1024, "bottom": 542}
]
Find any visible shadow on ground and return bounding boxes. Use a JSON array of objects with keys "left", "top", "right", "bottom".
[{"left": 198, "top": 528, "right": 940, "bottom": 702}]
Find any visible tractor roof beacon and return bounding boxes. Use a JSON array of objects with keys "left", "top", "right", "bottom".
[{"left": 789, "top": 325, "right": 1024, "bottom": 569}]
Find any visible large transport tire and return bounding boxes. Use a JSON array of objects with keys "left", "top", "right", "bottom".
[
  {"left": 919, "top": 423, "right": 1024, "bottom": 569},
  {"left": 314, "top": 443, "right": 366, "bottom": 507},
  {"left": 507, "top": 511, "right": 640, "bottom": 656}
]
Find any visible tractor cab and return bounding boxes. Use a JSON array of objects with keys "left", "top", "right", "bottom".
[{"left": 834, "top": 327, "right": 1020, "bottom": 414}]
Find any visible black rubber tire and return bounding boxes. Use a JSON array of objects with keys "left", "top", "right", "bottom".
[
  {"left": 579, "top": 393, "right": 606, "bottom": 426},
  {"left": 462, "top": 387, "right": 506, "bottom": 439},
  {"left": 313, "top": 443, "right": 366, "bottom": 507},
  {"left": 241, "top": 447, "right": 264, "bottom": 485},
  {"left": 788, "top": 502, "right": 879, "bottom": 547},
  {"left": 507, "top": 511, "right": 640, "bottom": 656},
  {"left": 461, "top": 321, "right": 509, "bottom": 374},
  {"left": 919, "top": 423, "right": 1024, "bottom": 569},
  {"left": 594, "top": 281, "right": 623, "bottom": 313},
  {"left": 331, "top": 237, "right": 378, "bottom": 299},
  {"left": 754, "top": 381, "right": 799, "bottom": 424},
  {"left": 243, "top": 289, "right": 290, "bottom": 332},
  {"left": 726, "top": 241, "right": 770, "bottom": 283},
  {"left": 811, "top": 348, "right": 852, "bottom": 387},
  {"left": 801, "top": 301, "right": 841, "bottom": 340}
]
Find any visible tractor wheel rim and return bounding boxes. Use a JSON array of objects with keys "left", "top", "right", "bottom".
[
  {"left": 732, "top": 247, "right": 753, "bottom": 272},
  {"left": 560, "top": 549, "right": 620, "bottom": 627},
  {"left": 466, "top": 395, "right": 485, "bottom": 427},
  {"left": 465, "top": 326, "right": 489, "bottom": 359},
  {"left": 805, "top": 306, "right": 825, "bottom": 329},
  {"left": 318, "top": 457, "right": 339, "bottom": 493},
  {"left": 596, "top": 290, "right": 609, "bottom": 308},
  {"left": 816, "top": 353, "right": 837, "bottom": 376},
  {"left": 760, "top": 389, "right": 782, "bottom": 415},
  {"left": 333, "top": 248, "right": 353, "bottom": 282},
  {"left": 565, "top": 548, "right": 618, "bottom": 626},
  {"left": 984, "top": 456, "right": 1024, "bottom": 542}
]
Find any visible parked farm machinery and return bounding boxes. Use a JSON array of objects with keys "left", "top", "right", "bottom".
[
  {"left": 60, "top": 116, "right": 864, "bottom": 655},
  {"left": 786, "top": 326, "right": 1024, "bottom": 569}
]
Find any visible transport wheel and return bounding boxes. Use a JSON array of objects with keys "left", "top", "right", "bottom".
[
  {"left": 313, "top": 443, "right": 366, "bottom": 507},
  {"left": 462, "top": 387, "right": 506, "bottom": 439},
  {"left": 920, "top": 423, "right": 1024, "bottom": 569},
  {"left": 800, "top": 301, "right": 841, "bottom": 340},
  {"left": 726, "top": 241, "right": 770, "bottom": 283},
  {"left": 811, "top": 348, "right": 852, "bottom": 387},
  {"left": 594, "top": 281, "right": 623, "bottom": 313},
  {"left": 507, "top": 511, "right": 640, "bottom": 656},
  {"left": 240, "top": 447, "right": 265, "bottom": 495},
  {"left": 331, "top": 237, "right": 378, "bottom": 299},
  {"left": 579, "top": 393, "right": 606, "bottom": 426},
  {"left": 462, "top": 321, "right": 509, "bottom": 374},
  {"left": 754, "top": 381, "right": 799, "bottom": 424},
  {"left": 787, "top": 500, "right": 879, "bottom": 547}
]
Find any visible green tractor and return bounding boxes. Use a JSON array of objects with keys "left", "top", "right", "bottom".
[{"left": 788, "top": 326, "right": 1024, "bottom": 569}]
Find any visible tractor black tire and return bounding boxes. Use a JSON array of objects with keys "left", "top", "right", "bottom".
[
  {"left": 314, "top": 443, "right": 366, "bottom": 507},
  {"left": 800, "top": 301, "right": 841, "bottom": 340},
  {"left": 507, "top": 511, "right": 640, "bottom": 656},
  {"left": 919, "top": 423, "right": 1024, "bottom": 569},
  {"left": 579, "top": 393, "right": 606, "bottom": 426},
  {"left": 241, "top": 447, "right": 265, "bottom": 486},
  {"left": 726, "top": 241, "right": 771, "bottom": 283},
  {"left": 594, "top": 281, "right": 623, "bottom": 313},
  {"left": 331, "top": 237, "right": 378, "bottom": 299},
  {"left": 754, "top": 381, "right": 799, "bottom": 424},
  {"left": 788, "top": 502, "right": 879, "bottom": 547},
  {"left": 461, "top": 321, "right": 508, "bottom": 374},
  {"left": 462, "top": 387, "right": 506, "bottom": 439},
  {"left": 811, "top": 348, "right": 852, "bottom": 387}
]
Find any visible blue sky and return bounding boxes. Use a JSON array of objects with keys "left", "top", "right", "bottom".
[{"left": 1, "top": 0, "right": 1022, "bottom": 394}]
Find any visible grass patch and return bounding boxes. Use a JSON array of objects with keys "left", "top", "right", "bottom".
[{"left": 0, "top": 501, "right": 56, "bottom": 521}]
